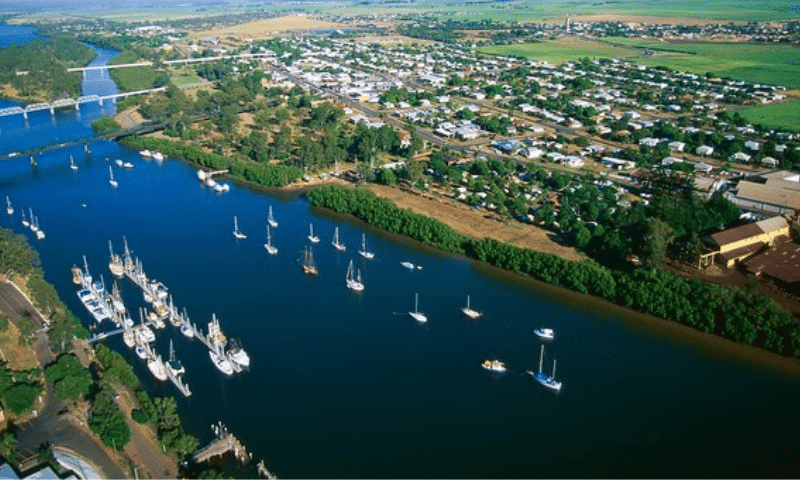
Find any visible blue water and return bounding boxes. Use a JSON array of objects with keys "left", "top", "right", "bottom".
[
  {"left": 0, "top": 24, "right": 41, "bottom": 45},
  {"left": 0, "top": 46, "right": 799, "bottom": 478}
]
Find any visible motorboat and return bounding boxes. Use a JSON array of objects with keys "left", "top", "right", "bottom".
[
  {"left": 482, "top": 359, "right": 506, "bottom": 372},
  {"left": 534, "top": 328, "right": 555, "bottom": 340}
]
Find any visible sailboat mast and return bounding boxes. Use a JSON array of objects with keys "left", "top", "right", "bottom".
[
  {"left": 552, "top": 359, "right": 557, "bottom": 379},
  {"left": 539, "top": 344, "right": 544, "bottom": 374},
  {"left": 467, "top": 295, "right": 470, "bottom": 309},
  {"left": 415, "top": 293, "right": 419, "bottom": 313}
]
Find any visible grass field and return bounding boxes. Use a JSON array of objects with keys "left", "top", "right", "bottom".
[
  {"left": 169, "top": 67, "right": 204, "bottom": 88},
  {"left": 739, "top": 100, "right": 800, "bottom": 132},
  {"left": 479, "top": 38, "right": 640, "bottom": 63},
  {"left": 607, "top": 39, "right": 800, "bottom": 88}
]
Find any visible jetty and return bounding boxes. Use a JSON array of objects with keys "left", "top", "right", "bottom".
[{"left": 192, "top": 422, "right": 252, "bottom": 465}]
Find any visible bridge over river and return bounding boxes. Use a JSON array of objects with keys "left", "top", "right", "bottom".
[{"left": 0, "top": 87, "right": 167, "bottom": 120}]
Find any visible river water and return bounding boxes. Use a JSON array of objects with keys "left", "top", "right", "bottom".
[{"left": 0, "top": 35, "right": 799, "bottom": 478}]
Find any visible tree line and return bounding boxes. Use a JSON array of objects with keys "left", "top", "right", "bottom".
[{"left": 307, "top": 185, "right": 800, "bottom": 357}]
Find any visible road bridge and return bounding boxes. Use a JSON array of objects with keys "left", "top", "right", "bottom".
[
  {"left": 67, "top": 62, "right": 153, "bottom": 72},
  {"left": 0, "top": 87, "right": 167, "bottom": 120}
]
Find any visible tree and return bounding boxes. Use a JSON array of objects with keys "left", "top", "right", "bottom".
[
  {"left": 0, "top": 432, "right": 17, "bottom": 463},
  {"left": 45, "top": 354, "right": 92, "bottom": 401},
  {"left": 3, "top": 383, "right": 41, "bottom": 414},
  {"left": 642, "top": 218, "right": 674, "bottom": 269},
  {"left": 88, "top": 389, "right": 130, "bottom": 449}
]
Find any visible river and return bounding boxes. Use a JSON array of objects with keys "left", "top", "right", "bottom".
[{"left": 0, "top": 38, "right": 799, "bottom": 478}]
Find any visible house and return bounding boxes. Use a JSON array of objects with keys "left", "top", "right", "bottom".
[
  {"left": 695, "top": 145, "right": 714, "bottom": 156},
  {"left": 745, "top": 140, "right": 761, "bottom": 151},
  {"left": 638, "top": 137, "right": 660, "bottom": 147},
  {"left": 761, "top": 156, "right": 778, "bottom": 167},
  {"left": 731, "top": 171, "right": 800, "bottom": 214},
  {"left": 703, "top": 216, "right": 790, "bottom": 267},
  {"left": 601, "top": 157, "right": 636, "bottom": 170},
  {"left": 523, "top": 147, "right": 545, "bottom": 159},
  {"left": 729, "top": 151, "right": 751, "bottom": 163},
  {"left": 694, "top": 161, "right": 714, "bottom": 173},
  {"left": 668, "top": 141, "right": 685, "bottom": 152},
  {"left": 563, "top": 156, "right": 585, "bottom": 168},
  {"left": 661, "top": 156, "right": 683, "bottom": 167}
]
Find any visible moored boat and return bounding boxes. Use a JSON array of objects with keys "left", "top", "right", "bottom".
[
  {"left": 482, "top": 359, "right": 506, "bottom": 372},
  {"left": 332, "top": 227, "right": 346, "bottom": 252},
  {"left": 534, "top": 328, "right": 555, "bottom": 340},
  {"left": 308, "top": 223, "right": 320, "bottom": 243},
  {"left": 345, "top": 259, "right": 364, "bottom": 292},
  {"left": 461, "top": 295, "right": 482, "bottom": 319},
  {"left": 409, "top": 293, "right": 427, "bottom": 323},
  {"left": 531, "top": 344, "right": 562, "bottom": 392},
  {"left": 358, "top": 233, "right": 375, "bottom": 260}
]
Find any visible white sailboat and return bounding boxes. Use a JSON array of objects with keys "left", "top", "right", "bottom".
[
  {"left": 332, "top": 227, "right": 346, "bottom": 252},
  {"left": 147, "top": 354, "right": 168, "bottom": 382},
  {"left": 302, "top": 246, "right": 318, "bottom": 276},
  {"left": 20, "top": 210, "right": 28, "bottom": 227},
  {"left": 531, "top": 344, "right": 562, "bottom": 392},
  {"left": 267, "top": 206, "right": 278, "bottom": 228},
  {"left": 358, "top": 233, "right": 375, "bottom": 260},
  {"left": 345, "top": 259, "right": 364, "bottom": 292},
  {"left": 108, "top": 240, "right": 125, "bottom": 277},
  {"left": 308, "top": 223, "right": 320, "bottom": 243},
  {"left": 34, "top": 217, "right": 45, "bottom": 240},
  {"left": 409, "top": 293, "right": 427, "bottom": 323},
  {"left": 28, "top": 209, "right": 37, "bottom": 232},
  {"left": 69, "top": 155, "right": 78, "bottom": 171},
  {"left": 461, "top": 295, "right": 482, "bottom": 319},
  {"left": 233, "top": 216, "right": 247, "bottom": 239},
  {"left": 109, "top": 166, "right": 118, "bottom": 188},
  {"left": 5, "top": 196, "right": 12, "bottom": 216},
  {"left": 264, "top": 225, "right": 278, "bottom": 255}
]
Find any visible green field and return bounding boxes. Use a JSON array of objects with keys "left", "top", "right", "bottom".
[
  {"left": 739, "top": 100, "right": 800, "bottom": 132},
  {"left": 479, "top": 39, "right": 640, "bottom": 64},
  {"left": 169, "top": 67, "right": 204, "bottom": 88},
  {"left": 320, "top": 0, "right": 800, "bottom": 22}
]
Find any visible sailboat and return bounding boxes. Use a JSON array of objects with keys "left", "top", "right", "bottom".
[
  {"left": 167, "top": 339, "right": 185, "bottom": 376},
  {"left": 28, "top": 209, "right": 37, "bottom": 232},
  {"left": 34, "top": 217, "right": 45, "bottom": 240},
  {"left": 264, "top": 225, "right": 278, "bottom": 255},
  {"left": 308, "top": 223, "right": 320, "bottom": 243},
  {"left": 233, "top": 216, "right": 247, "bottom": 239},
  {"left": 531, "top": 344, "right": 562, "bottom": 392},
  {"left": 461, "top": 295, "right": 481, "bottom": 319},
  {"left": 267, "top": 206, "right": 278, "bottom": 228},
  {"left": 358, "top": 233, "right": 375, "bottom": 260},
  {"left": 69, "top": 155, "right": 78, "bottom": 171},
  {"left": 302, "top": 246, "right": 318, "bottom": 276},
  {"left": 345, "top": 259, "right": 364, "bottom": 292},
  {"left": 332, "top": 227, "right": 346, "bottom": 252},
  {"left": 109, "top": 166, "right": 118, "bottom": 188},
  {"left": 409, "top": 293, "right": 427, "bottom": 323},
  {"left": 5, "top": 197, "right": 12, "bottom": 216},
  {"left": 108, "top": 240, "right": 125, "bottom": 277},
  {"left": 20, "top": 210, "right": 28, "bottom": 227}
]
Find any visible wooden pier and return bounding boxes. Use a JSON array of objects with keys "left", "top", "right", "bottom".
[{"left": 192, "top": 422, "right": 252, "bottom": 465}]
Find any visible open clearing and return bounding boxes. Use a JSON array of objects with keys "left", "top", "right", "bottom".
[
  {"left": 739, "top": 100, "right": 800, "bottom": 132},
  {"left": 187, "top": 15, "right": 347, "bottom": 42},
  {"left": 369, "top": 185, "right": 583, "bottom": 261}
]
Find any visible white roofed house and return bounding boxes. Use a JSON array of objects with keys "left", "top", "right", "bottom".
[
  {"left": 729, "top": 151, "right": 751, "bottom": 163},
  {"left": 695, "top": 145, "right": 714, "bottom": 156},
  {"left": 668, "top": 141, "right": 685, "bottom": 152},
  {"left": 638, "top": 137, "right": 660, "bottom": 148},
  {"left": 744, "top": 140, "right": 761, "bottom": 151}
]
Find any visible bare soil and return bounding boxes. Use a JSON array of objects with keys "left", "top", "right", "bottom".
[
  {"left": 368, "top": 184, "right": 584, "bottom": 261},
  {"left": 188, "top": 15, "right": 347, "bottom": 42},
  {"left": 114, "top": 107, "right": 145, "bottom": 130},
  {"left": 0, "top": 322, "right": 39, "bottom": 370}
]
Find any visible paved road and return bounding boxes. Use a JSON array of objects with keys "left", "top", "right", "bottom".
[{"left": 0, "top": 279, "right": 127, "bottom": 479}]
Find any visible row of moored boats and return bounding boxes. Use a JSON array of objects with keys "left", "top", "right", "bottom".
[{"left": 7, "top": 199, "right": 45, "bottom": 241}]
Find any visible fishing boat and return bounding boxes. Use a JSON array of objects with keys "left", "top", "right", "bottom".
[
  {"left": 534, "top": 328, "right": 555, "bottom": 340},
  {"left": 358, "top": 233, "right": 375, "bottom": 260},
  {"left": 108, "top": 241, "right": 125, "bottom": 277},
  {"left": 167, "top": 340, "right": 185, "bottom": 376},
  {"left": 233, "top": 216, "right": 247, "bottom": 239},
  {"left": 70, "top": 155, "right": 79, "bottom": 171},
  {"left": 264, "top": 225, "right": 278, "bottom": 255},
  {"left": 147, "top": 354, "right": 168, "bottom": 382},
  {"left": 308, "top": 223, "right": 320, "bottom": 243},
  {"left": 20, "top": 210, "right": 28, "bottom": 228},
  {"left": 332, "top": 227, "right": 346, "bottom": 252},
  {"left": 109, "top": 166, "right": 118, "bottom": 188},
  {"left": 531, "top": 344, "right": 562, "bottom": 392},
  {"left": 345, "top": 259, "right": 364, "bottom": 292},
  {"left": 409, "top": 293, "right": 427, "bottom": 323},
  {"left": 228, "top": 338, "right": 250, "bottom": 369},
  {"left": 5, "top": 196, "right": 12, "bottom": 216},
  {"left": 302, "top": 246, "right": 318, "bottom": 276},
  {"left": 267, "top": 206, "right": 278, "bottom": 228},
  {"left": 461, "top": 295, "right": 482, "bottom": 319},
  {"left": 482, "top": 359, "right": 506, "bottom": 372}
]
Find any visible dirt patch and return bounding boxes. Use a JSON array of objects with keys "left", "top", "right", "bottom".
[
  {"left": 188, "top": 15, "right": 347, "bottom": 42},
  {"left": 566, "top": 14, "right": 739, "bottom": 25},
  {"left": 0, "top": 322, "right": 40, "bottom": 370},
  {"left": 368, "top": 184, "right": 584, "bottom": 261},
  {"left": 113, "top": 107, "right": 145, "bottom": 130}
]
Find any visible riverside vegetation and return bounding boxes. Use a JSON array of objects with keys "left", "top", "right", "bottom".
[{"left": 306, "top": 185, "right": 800, "bottom": 358}]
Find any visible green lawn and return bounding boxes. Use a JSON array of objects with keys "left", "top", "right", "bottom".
[
  {"left": 169, "top": 68, "right": 204, "bottom": 88},
  {"left": 738, "top": 100, "right": 800, "bottom": 132},
  {"left": 479, "top": 39, "right": 640, "bottom": 64}
]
